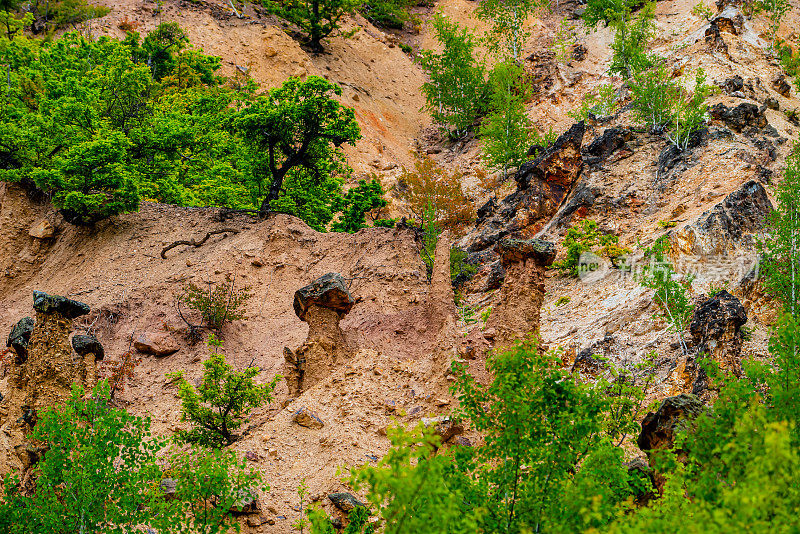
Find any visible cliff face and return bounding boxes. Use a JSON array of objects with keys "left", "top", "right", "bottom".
[{"left": 2, "top": 0, "right": 799, "bottom": 529}]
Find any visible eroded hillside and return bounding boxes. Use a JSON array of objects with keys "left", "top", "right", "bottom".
[{"left": 2, "top": 0, "right": 800, "bottom": 530}]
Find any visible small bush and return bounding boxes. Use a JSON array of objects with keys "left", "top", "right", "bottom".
[
  {"left": 117, "top": 16, "right": 141, "bottom": 32},
  {"left": 568, "top": 84, "right": 619, "bottom": 121},
  {"left": 658, "top": 220, "right": 677, "bottom": 228},
  {"left": 178, "top": 274, "right": 251, "bottom": 329},
  {"left": 450, "top": 246, "right": 477, "bottom": 287},
  {"left": 168, "top": 335, "right": 280, "bottom": 447},
  {"left": 555, "top": 296, "right": 571, "bottom": 306},
  {"left": 98, "top": 345, "right": 140, "bottom": 398},
  {"left": 552, "top": 220, "right": 630, "bottom": 277}
]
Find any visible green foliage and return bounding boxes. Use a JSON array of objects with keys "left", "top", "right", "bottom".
[
  {"left": 168, "top": 335, "right": 280, "bottom": 447},
  {"left": 758, "top": 146, "right": 800, "bottom": 316},
  {"left": 418, "top": 13, "right": 487, "bottom": 138},
  {"left": 657, "top": 219, "right": 678, "bottom": 228},
  {"left": 349, "top": 424, "right": 478, "bottom": 534},
  {"left": 0, "top": 381, "right": 264, "bottom": 534},
  {"left": 332, "top": 177, "right": 388, "bottom": 233},
  {"left": 263, "top": 0, "right": 359, "bottom": 51},
  {"left": 47, "top": 0, "right": 110, "bottom": 30},
  {"left": 166, "top": 446, "right": 267, "bottom": 534},
  {"left": 639, "top": 236, "right": 695, "bottom": 354},
  {"left": 691, "top": 1, "right": 713, "bottom": 20},
  {"left": 666, "top": 68, "right": 711, "bottom": 151},
  {"left": 179, "top": 274, "right": 251, "bottom": 329},
  {"left": 447, "top": 338, "right": 639, "bottom": 533},
  {"left": 552, "top": 219, "right": 630, "bottom": 277},
  {"left": 708, "top": 281, "right": 728, "bottom": 297},
  {"left": 756, "top": 0, "right": 791, "bottom": 47},
  {"left": 582, "top": 0, "right": 644, "bottom": 28},
  {"left": 555, "top": 295, "right": 571, "bottom": 306},
  {"left": 475, "top": 0, "right": 547, "bottom": 62},
  {"left": 567, "top": 83, "right": 619, "bottom": 121},
  {"left": 480, "top": 60, "right": 533, "bottom": 181},
  {"left": 597, "top": 352, "right": 657, "bottom": 446},
  {"left": 629, "top": 64, "right": 678, "bottom": 132},
  {"left": 608, "top": 2, "right": 656, "bottom": 79},
  {"left": 450, "top": 246, "right": 477, "bottom": 286},
  {"left": 233, "top": 75, "right": 362, "bottom": 218},
  {"left": 0, "top": 29, "right": 374, "bottom": 230},
  {"left": 420, "top": 202, "right": 439, "bottom": 281},
  {"left": 360, "top": 0, "right": 414, "bottom": 29}
]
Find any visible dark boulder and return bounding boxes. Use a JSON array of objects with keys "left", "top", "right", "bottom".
[
  {"left": 675, "top": 180, "right": 772, "bottom": 255},
  {"left": 32, "top": 291, "right": 90, "bottom": 319},
  {"left": 720, "top": 75, "right": 744, "bottom": 94},
  {"left": 637, "top": 394, "right": 704, "bottom": 453},
  {"left": 516, "top": 121, "right": 585, "bottom": 191},
  {"left": 773, "top": 74, "right": 791, "bottom": 97},
  {"left": 328, "top": 492, "right": 365, "bottom": 513},
  {"left": 710, "top": 102, "right": 767, "bottom": 131},
  {"left": 293, "top": 273, "right": 355, "bottom": 321},
  {"left": 7, "top": 317, "right": 34, "bottom": 362},
  {"left": 485, "top": 261, "right": 506, "bottom": 290},
  {"left": 687, "top": 291, "right": 747, "bottom": 395},
  {"left": 582, "top": 127, "right": 633, "bottom": 165},
  {"left": 71, "top": 334, "right": 105, "bottom": 360}
]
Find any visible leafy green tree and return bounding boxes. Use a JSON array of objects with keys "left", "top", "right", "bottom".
[
  {"left": 759, "top": 147, "right": 800, "bottom": 317},
  {"left": 552, "top": 219, "right": 629, "bottom": 277},
  {"left": 263, "top": 0, "right": 360, "bottom": 51},
  {"left": 348, "top": 424, "right": 478, "bottom": 534},
  {"left": 332, "top": 177, "right": 388, "bottom": 233},
  {"left": 168, "top": 335, "right": 280, "bottom": 447},
  {"left": 666, "top": 68, "right": 711, "bottom": 151},
  {"left": 475, "top": 0, "right": 546, "bottom": 62},
  {"left": 448, "top": 338, "right": 637, "bottom": 533},
  {"left": 418, "top": 13, "right": 487, "bottom": 138},
  {"left": 31, "top": 131, "right": 140, "bottom": 225},
  {"left": 233, "top": 75, "right": 362, "bottom": 216},
  {"left": 480, "top": 61, "right": 533, "bottom": 181},
  {"left": 639, "top": 236, "right": 695, "bottom": 355},
  {"left": 0, "top": 381, "right": 266, "bottom": 534},
  {"left": 608, "top": 2, "right": 655, "bottom": 79},
  {"left": 629, "top": 63, "right": 678, "bottom": 132},
  {"left": 167, "top": 447, "right": 266, "bottom": 534}
]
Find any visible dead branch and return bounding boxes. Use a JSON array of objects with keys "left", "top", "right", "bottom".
[{"left": 161, "top": 228, "right": 240, "bottom": 259}]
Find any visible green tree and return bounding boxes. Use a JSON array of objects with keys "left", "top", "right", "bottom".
[
  {"left": 759, "top": 146, "right": 800, "bottom": 317},
  {"left": 418, "top": 13, "right": 487, "bottom": 138},
  {"left": 168, "top": 335, "right": 280, "bottom": 447},
  {"left": 629, "top": 63, "right": 677, "bottom": 132},
  {"left": 475, "top": 0, "right": 546, "bottom": 62},
  {"left": 608, "top": 2, "right": 655, "bottom": 79},
  {"left": 263, "top": 0, "right": 360, "bottom": 52},
  {"left": 233, "top": 75, "right": 362, "bottom": 216},
  {"left": 480, "top": 61, "right": 533, "bottom": 181},
  {"left": 332, "top": 177, "right": 388, "bottom": 233},
  {"left": 0, "top": 381, "right": 266, "bottom": 534},
  {"left": 360, "top": 0, "right": 414, "bottom": 29},
  {"left": 348, "top": 424, "right": 478, "bottom": 534}
]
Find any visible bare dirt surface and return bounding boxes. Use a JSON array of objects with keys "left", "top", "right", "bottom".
[{"left": 3, "top": 0, "right": 800, "bottom": 530}]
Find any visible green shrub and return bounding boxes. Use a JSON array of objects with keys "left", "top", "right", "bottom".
[
  {"left": 360, "top": 0, "right": 415, "bottom": 29},
  {"left": 568, "top": 83, "right": 619, "bottom": 121},
  {"left": 630, "top": 64, "right": 679, "bottom": 132},
  {"left": 450, "top": 246, "right": 477, "bottom": 285},
  {"left": 332, "top": 177, "right": 388, "bottom": 233},
  {"left": 0, "top": 380, "right": 264, "bottom": 534},
  {"left": 552, "top": 219, "right": 630, "bottom": 277},
  {"left": 178, "top": 274, "right": 251, "bottom": 329},
  {"left": 609, "top": 2, "right": 656, "bottom": 79},
  {"left": 418, "top": 13, "right": 487, "bottom": 138},
  {"left": 555, "top": 295, "right": 571, "bottom": 306},
  {"left": 263, "top": 0, "right": 360, "bottom": 51},
  {"left": 168, "top": 335, "right": 280, "bottom": 447}
]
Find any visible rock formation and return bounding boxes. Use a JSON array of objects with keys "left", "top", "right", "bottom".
[
  {"left": 463, "top": 122, "right": 585, "bottom": 255},
  {"left": 1, "top": 291, "right": 92, "bottom": 477},
  {"left": 686, "top": 291, "right": 748, "bottom": 398},
  {"left": 71, "top": 334, "right": 105, "bottom": 391},
  {"left": 673, "top": 180, "right": 773, "bottom": 257},
  {"left": 486, "top": 238, "right": 556, "bottom": 347},
  {"left": 637, "top": 394, "right": 704, "bottom": 491},
  {"left": 284, "top": 273, "right": 356, "bottom": 396}
]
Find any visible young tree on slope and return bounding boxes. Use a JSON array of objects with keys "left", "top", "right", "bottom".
[
  {"left": 418, "top": 13, "right": 487, "bottom": 139},
  {"left": 263, "top": 0, "right": 359, "bottom": 52},
  {"left": 480, "top": 60, "right": 533, "bottom": 182}
]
